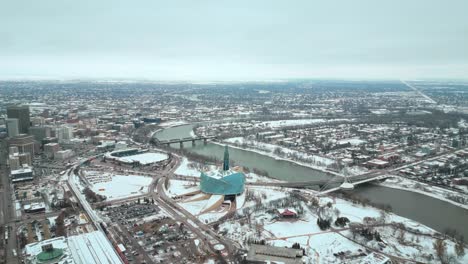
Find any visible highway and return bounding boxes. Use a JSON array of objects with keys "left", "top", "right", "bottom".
[
  {"left": 67, "top": 162, "right": 125, "bottom": 264},
  {"left": 148, "top": 156, "right": 236, "bottom": 262},
  {"left": 0, "top": 166, "right": 20, "bottom": 264},
  {"left": 401, "top": 80, "right": 437, "bottom": 104}
]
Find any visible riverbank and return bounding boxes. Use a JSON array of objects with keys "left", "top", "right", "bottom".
[
  {"left": 213, "top": 137, "right": 344, "bottom": 177},
  {"left": 149, "top": 120, "right": 189, "bottom": 138},
  {"left": 174, "top": 157, "right": 282, "bottom": 183},
  {"left": 158, "top": 120, "right": 188, "bottom": 128},
  {"left": 375, "top": 177, "right": 468, "bottom": 211}
]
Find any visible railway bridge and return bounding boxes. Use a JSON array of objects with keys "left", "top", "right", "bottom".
[{"left": 153, "top": 136, "right": 216, "bottom": 147}]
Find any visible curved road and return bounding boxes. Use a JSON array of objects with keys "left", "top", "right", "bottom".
[{"left": 148, "top": 154, "right": 237, "bottom": 262}]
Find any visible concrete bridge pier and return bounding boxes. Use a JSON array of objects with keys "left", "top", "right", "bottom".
[
  {"left": 192, "top": 140, "right": 196, "bottom": 146},
  {"left": 180, "top": 142, "right": 184, "bottom": 148},
  {"left": 203, "top": 138, "right": 207, "bottom": 145}
]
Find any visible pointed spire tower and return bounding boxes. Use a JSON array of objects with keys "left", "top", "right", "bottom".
[{"left": 223, "top": 145, "right": 230, "bottom": 171}]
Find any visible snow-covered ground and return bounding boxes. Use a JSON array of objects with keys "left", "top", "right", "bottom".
[
  {"left": 91, "top": 175, "right": 152, "bottom": 201},
  {"left": 165, "top": 179, "right": 199, "bottom": 197},
  {"left": 219, "top": 187, "right": 468, "bottom": 264},
  {"left": 337, "top": 138, "right": 367, "bottom": 146},
  {"left": 244, "top": 171, "right": 283, "bottom": 183},
  {"left": 159, "top": 120, "right": 188, "bottom": 128},
  {"left": 165, "top": 178, "right": 229, "bottom": 223},
  {"left": 174, "top": 158, "right": 204, "bottom": 177},
  {"left": 117, "top": 152, "right": 168, "bottom": 164},
  {"left": 243, "top": 186, "right": 289, "bottom": 208},
  {"left": 179, "top": 199, "right": 208, "bottom": 216},
  {"left": 377, "top": 176, "right": 468, "bottom": 210},
  {"left": 257, "top": 118, "right": 352, "bottom": 129},
  {"left": 345, "top": 166, "right": 369, "bottom": 176}
]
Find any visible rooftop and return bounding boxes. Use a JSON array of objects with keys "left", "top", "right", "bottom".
[
  {"left": 246, "top": 244, "right": 303, "bottom": 264},
  {"left": 200, "top": 170, "right": 245, "bottom": 195},
  {"left": 25, "top": 231, "right": 122, "bottom": 264}
]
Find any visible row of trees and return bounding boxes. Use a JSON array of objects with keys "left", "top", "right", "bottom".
[{"left": 83, "top": 187, "right": 106, "bottom": 203}]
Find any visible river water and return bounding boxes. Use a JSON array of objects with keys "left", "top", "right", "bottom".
[{"left": 155, "top": 124, "right": 468, "bottom": 238}]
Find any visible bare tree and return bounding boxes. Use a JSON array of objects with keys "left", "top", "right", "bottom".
[
  {"left": 379, "top": 210, "right": 387, "bottom": 224},
  {"left": 55, "top": 211, "right": 66, "bottom": 237},
  {"left": 455, "top": 240, "right": 465, "bottom": 258},
  {"left": 398, "top": 229, "right": 406, "bottom": 244},
  {"left": 433, "top": 239, "right": 447, "bottom": 263}
]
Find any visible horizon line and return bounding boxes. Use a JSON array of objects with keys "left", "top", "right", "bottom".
[{"left": 1, "top": 76, "right": 468, "bottom": 83}]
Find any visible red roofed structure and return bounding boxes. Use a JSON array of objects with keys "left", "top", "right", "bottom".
[{"left": 278, "top": 208, "right": 298, "bottom": 218}]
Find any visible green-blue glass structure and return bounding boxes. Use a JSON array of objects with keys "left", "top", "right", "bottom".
[{"left": 200, "top": 172, "right": 245, "bottom": 195}]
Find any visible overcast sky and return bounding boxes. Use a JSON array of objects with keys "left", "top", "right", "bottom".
[{"left": 1, "top": 0, "right": 467, "bottom": 80}]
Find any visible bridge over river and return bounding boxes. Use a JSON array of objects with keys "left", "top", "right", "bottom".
[
  {"left": 248, "top": 172, "right": 391, "bottom": 190},
  {"left": 153, "top": 136, "right": 216, "bottom": 147}
]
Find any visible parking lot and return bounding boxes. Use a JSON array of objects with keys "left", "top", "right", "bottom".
[{"left": 104, "top": 202, "right": 208, "bottom": 263}]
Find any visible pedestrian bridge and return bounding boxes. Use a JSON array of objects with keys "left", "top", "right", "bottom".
[
  {"left": 318, "top": 174, "right": 393, "bottom": 195},
  {"left": 249, "top": 173, "right": 393, "bottom": 190}
]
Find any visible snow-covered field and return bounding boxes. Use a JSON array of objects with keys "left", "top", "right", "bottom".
[
  {"left": 166, "top": 179, "right": 199, "bottom": 196},
  {"left": 92, "top": 175, "right": 152, "bottom": 201},
  {"left": 117, "top": 152, "right": 168, "bottom": 164},
  {"left": 218, "top": 187, "right": 468, "bottom": 264},
  {"left": 174, "top": 158, "right": 204, "bottom": 177},
  {"left": 243, "top": 186, "right": 289, "bottom": 208}
]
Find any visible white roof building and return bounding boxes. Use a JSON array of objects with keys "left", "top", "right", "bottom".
[{"left": 24, "top": 231, "right": 122, "bottom": 264}]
